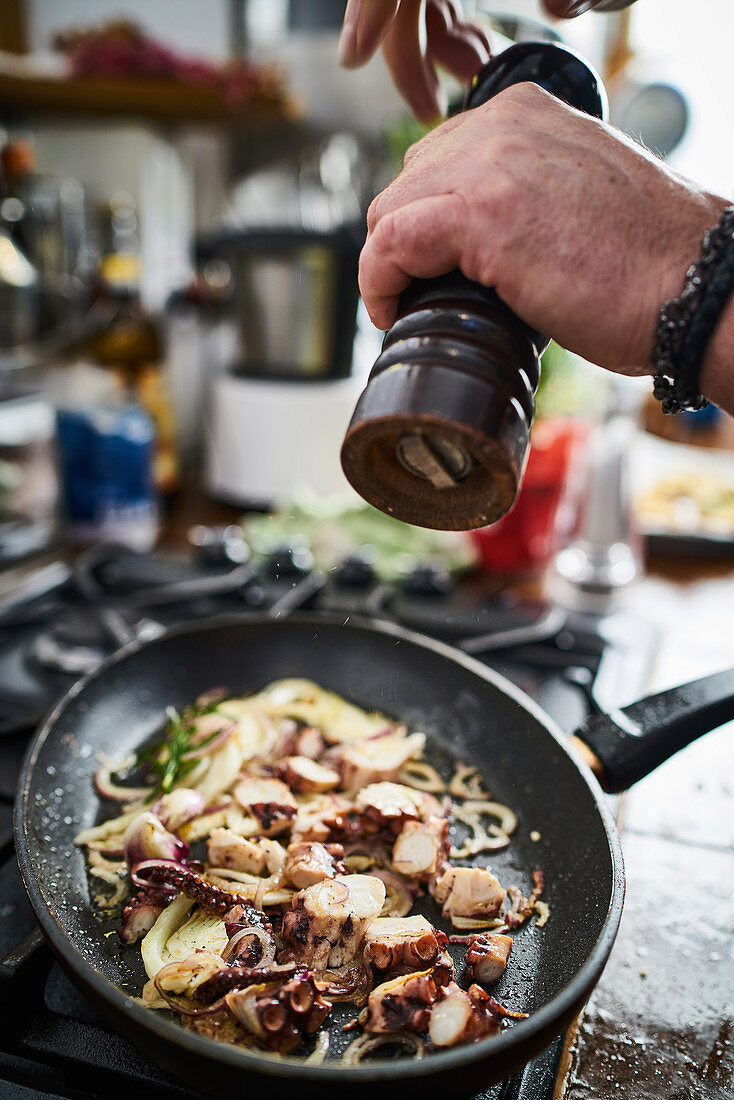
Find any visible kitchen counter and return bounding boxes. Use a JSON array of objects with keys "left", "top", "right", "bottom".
[{"left": 556, "top": 575, "right": 734, "bottom": 1100}]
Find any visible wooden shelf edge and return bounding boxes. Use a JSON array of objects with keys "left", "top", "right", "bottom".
[{"left": 0, "top": 71, "right": 300, "bottom": 127}]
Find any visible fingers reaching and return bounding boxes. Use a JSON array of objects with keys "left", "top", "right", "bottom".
[
  {"left": 338, "top": 0, "right": 400, "bottom": 69},
  {"left": 542, "top": 0, "right": 635, "bottom": 16},
  {"left": 425, "top": 0, "right": 491, "bottom": 82},
  {"left": 339, "top": 0, "right": 492, "bottom": 122},
  {"left": 382, "top": 0, "right": 446, "bottom": 124}
]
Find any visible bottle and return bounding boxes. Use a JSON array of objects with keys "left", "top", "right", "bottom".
[
  {"left": 88, "top": 198, "right": 179, "bottom": 495},
  {"left": 341, "top": 42, "right": 607, "bottom": 531},
  {"left": 0, "top": 137, "right": 37, "bottom": 260}
]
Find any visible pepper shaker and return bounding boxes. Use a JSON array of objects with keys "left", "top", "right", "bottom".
[{"left": 341, "top": 42, "right": 607, "bottom": 531}]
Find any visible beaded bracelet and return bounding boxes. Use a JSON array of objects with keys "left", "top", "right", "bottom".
[{"left": 651, "top": 205, "right": 734, "bottom": 414}]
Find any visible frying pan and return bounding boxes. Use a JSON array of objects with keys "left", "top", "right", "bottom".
[{"left": 14, "top": 614, "right": 734, "bottom": 1097}]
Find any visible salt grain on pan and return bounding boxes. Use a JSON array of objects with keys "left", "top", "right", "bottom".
[{"left": 530, "top": 830, "right": 542, "bottom": 842}]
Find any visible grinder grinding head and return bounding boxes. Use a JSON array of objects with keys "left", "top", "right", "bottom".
[
  {"left": 340, "top": 272, "right": 542, "bottom": 532},
  {"left": 340, "top": 360, "right": 532, "bottom": 532}
]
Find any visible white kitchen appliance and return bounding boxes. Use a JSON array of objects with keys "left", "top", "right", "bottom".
[{"left": 204, "top": 370, "right": 365, "bottom": 507}]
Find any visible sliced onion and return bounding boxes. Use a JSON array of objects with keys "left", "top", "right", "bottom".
[
  {"left": 184, "top": 721, "right": 237, "bottom": 760},
  {"left": 94, "top": 762, "right": 154, "bottom": 803},
  {"left": 151, "top": 789, "right": 206, "bottom": 831},
  {"left": 342, "top": 1032, "right": 425, "bottom": 1064},
  {"left": 224, "top": 926, "right": 275, "bottom": 968},
  {"left": 253, "top": 876, "right": 268, "bottom": 910},
  {"left": 449, "top": 915, "right": 505, "bottom": 931},
  {"left": 449, "top": 804, "right": 512, "bottom": 858},
  {"left": 367, "top": 869, "right": 414, "bottom": 917},
  {"left": 124, "top": 811, "right": 190, "bottom": 868},
  {"left": 322, "top": 879, "right": 350, "bottom": 907},
  {"left": 313, "top": 964, "right": 372, "bottom": 1006},
  {"left": 305, "top": 1030, "right": 330, "bottom": 1064},
  {"left": 461, "top": 800, "right": 517, "bottom": 837},
  {"left": 343, "top": 843, "right": 389, "bottom": 867},
  {"left": 534, "top": 900, "right": 550, "bottom": 928},
  {"left": 448, "top": 764, "right": 490, "bottom": 801},
  {"left": 397, "top": 761, "right": 446, "bottom": 793},
  {"left": 153, "top": 979, "right": 229, "bottom": 1016},
  {"left": 130, "top": 857, "right": 189, "bottom": 891}
]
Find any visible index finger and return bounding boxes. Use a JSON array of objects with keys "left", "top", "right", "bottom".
[
  {"left": 359, "top": 192, "right": 470, "bottom": 329},
  {"left": 339, "top": 0, "right": 400, "bottom": 68}
]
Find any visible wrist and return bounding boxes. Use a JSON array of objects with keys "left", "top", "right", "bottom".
[
  {"left": 650, "top": 197, "right": 734, "bottom": 414},
  {"left": 699, "top": 289, "right": 734, "bottom": 412}
]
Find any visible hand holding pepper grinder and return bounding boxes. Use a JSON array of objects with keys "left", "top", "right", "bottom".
[{"left": 341, "top": 42, "right": 607, "bottom": 531}]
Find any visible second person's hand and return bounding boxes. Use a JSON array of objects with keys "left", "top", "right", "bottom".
[{"left": 338, "top": 0, "right": 491, "bottom": 123}]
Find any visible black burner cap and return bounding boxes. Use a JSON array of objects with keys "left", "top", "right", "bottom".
[
  {"left": 334, "top": 555, "right": 376, "bottom": 588},
  {"left": 266, "top": 545, "right": 313, "bottom": 578},
  {"left": 403, "top": 564, "right": 454, "bottom": 597}
]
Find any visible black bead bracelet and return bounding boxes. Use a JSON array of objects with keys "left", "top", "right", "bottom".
[{"left": 651, "top": 205, "right": 734, "bottom": 414}]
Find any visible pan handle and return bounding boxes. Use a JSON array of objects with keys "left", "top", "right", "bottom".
[{"left": 571, "top": 666, "right": 734, "bottom": 792}]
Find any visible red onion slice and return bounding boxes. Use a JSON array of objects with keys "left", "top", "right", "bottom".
[
  {"left": 223, "top": 926, "right": 276, "bottom": 968},
  {"left": 130, "top": 857, "right": 190, "bottom": 891},
  {"left": 367, "top": 869, "right": 414, "bottom": 917},
  {"left": 184, "top": 721, "right": 237, "bottom": 759},
  {"left": 94, "top": 762, "right": 153, "bottom": 803}
]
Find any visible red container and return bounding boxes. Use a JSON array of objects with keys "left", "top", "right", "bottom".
[{"left": 470, "top": 418, "right": 587, "bottom": 575}]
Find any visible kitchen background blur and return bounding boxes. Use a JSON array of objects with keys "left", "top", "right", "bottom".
[{"left": 0, "top": 0, "right": 733, "bottom": 579}]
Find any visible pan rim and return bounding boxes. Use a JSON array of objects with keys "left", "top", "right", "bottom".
[{"left": 14, "top": 610, "right": 625, "bottom": 1083}]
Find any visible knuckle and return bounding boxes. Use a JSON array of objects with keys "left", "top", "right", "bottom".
[
  {"left": 497, "top": 81, "right": 546, "bottom": 107},
  {"left": 402, "top": 139, "right": 424, "bottom": 166},
  {"left": 366, "top": 194, "right": 383, "bottom": 235}
]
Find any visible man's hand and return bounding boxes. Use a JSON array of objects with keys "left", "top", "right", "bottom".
[
  {"left": 338, "top": 0, "right": 491, "bottom": 123},
  {"left": 359, "top": 85, "right": 727, "bottom": 378}
]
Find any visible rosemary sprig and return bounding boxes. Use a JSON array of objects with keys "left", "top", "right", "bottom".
[
  {"left": 160, "top": 706, "right": 190, "bottom": 794},
  {"left": 138, "top": 703, "right": 233, "bottom": 797}
]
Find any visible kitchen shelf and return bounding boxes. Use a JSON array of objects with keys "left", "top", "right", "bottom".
[{"left": 0, "top": 70, "right": 299, "bottom": 127}]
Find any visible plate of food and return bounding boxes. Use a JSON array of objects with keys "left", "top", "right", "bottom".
[{"left": 633, "top": 431, "right": 734, "bottom": 554}]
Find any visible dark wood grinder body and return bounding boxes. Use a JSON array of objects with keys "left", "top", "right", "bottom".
[{"left": 341, "top": 42, "right": 607, "bottom": 531}]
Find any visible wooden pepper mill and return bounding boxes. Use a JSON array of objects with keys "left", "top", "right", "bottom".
[{"left": 341, "top": 42, "right": 607, "bottom": 531}]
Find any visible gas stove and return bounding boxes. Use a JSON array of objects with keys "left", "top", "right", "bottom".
[{"left": 0, "top": 540, "right": 657, "bottom": 1099}]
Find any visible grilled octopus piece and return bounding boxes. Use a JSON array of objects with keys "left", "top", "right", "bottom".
[
  {"left": 354, "top": 782, "right": 423, "bottom": 837},
  {"left": 225, "top": 970, "right": 331, "bottom": 1053},
  {"left": 133, "top": 864, "right": 257, "bottom": 916},
  {"left": 464, "top": 933, "right": 513, "bottom": 984},
  {"left": 363, "top": 916, "right": 455, "bottom": 986},
  {"left": 118, "top": 885, "right": 172, "bottom": 944},
  {"left": 290, "top": 793, "right": 354, "bottom": 844},
  {"left": 280, "top": 874, "right": 385, "bottom": 969},
  {"left": 283, "top": 841, "right": 347, "bottom": 889},
  {"left": 432, "top": 866, "right": 506, "bottom": 921},
  {"left": 196, "top": 962, "right": 301, "bottom": 1004},
  {"left": 362, "top": 969, "right": 438, "bottom": 1033},
  {"left": 335, "top": 731, "right": 426, "bottom": 790},
  {"left": 233, "top": 777, "right": 298, "bottom": 836},
  {"left": 277, "top": 724, "right": 325, "bottom": 761},
  {"left": 275, "top": 755, "right": 340, "bottom": 794},
  {"left": 429, "top": 982, "right": 511, "bottom": 1047},
  {"left": 392, "top": 816, "right": 449, "bottom": 881}
]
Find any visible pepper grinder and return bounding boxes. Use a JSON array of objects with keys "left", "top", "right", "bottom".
[{"left": 341, "top": 42, "right": 607, "bottom": 531}]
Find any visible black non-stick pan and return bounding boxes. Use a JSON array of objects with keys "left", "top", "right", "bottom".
[{"left": 14, "top": 614, "right": 734, "bottom": 1097}]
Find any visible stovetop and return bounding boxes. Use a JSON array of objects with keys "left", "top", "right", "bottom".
[{"left": 0, "top": 540, "right": 657, "bottom": 1100}]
